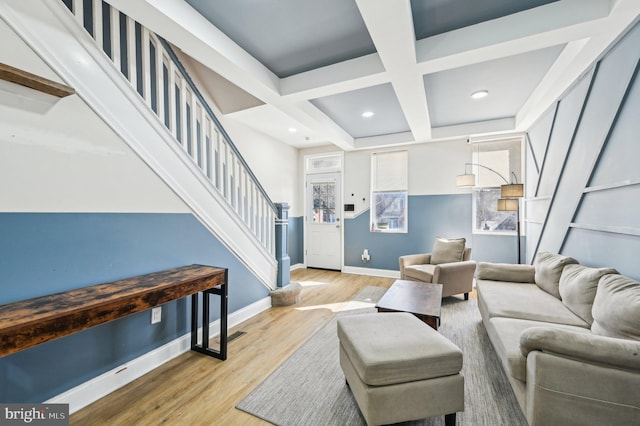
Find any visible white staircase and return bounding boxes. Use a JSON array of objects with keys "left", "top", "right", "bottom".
[{"left": 0, "top": 0, "right": 278, "bottom": 288}]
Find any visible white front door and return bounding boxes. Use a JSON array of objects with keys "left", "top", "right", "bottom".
[{"left": 306, "top": 172, "right": 342, "bottom": 270}]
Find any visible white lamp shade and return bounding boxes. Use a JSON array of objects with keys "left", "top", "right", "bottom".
[
  {"left": 497, "top": 198, "right": 519, "bottom": 211},
  {"left": 456, "top": 174, "right": 476, "bottom": 187},
  {"left": 501, "top": 183, "right": 524, "bottom": 198}
]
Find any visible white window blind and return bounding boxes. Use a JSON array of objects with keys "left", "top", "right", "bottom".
[
  {"left": 370, "top": 150, "right": 408, "bottom": 233},
  {"left": 371, "top": 150, "right": 408, "bottom": 191}
]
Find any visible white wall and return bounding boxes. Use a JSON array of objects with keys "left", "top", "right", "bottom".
[
  {"left": 408, "top": 139, "right": 473, "bottom": 195},
  {"left": 308, "top": 138, "right": 472, "bottom": 217},
  {"left": 0, "top": 96, "right": 190, "bottom": 213},
  {"left": 224, "top": 120, "right": 301, "bottom": 216}
]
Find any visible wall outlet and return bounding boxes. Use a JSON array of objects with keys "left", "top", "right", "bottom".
[
  {"left": 361, "top": 249, "right": 371, "bottom": 263},
  {"left": 151, "top": 306, "right": 162, "bottom": 324}
]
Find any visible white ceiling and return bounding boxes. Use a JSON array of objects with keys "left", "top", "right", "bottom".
[{"left": 107, "top": 0, "right": 640, "bottom": 150}]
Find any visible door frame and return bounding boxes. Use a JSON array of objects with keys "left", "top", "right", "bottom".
[{"left": 303, "top": 152, "right": 344, "bottom": 271}]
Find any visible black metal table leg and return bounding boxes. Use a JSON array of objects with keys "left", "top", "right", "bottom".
[{"left": 190, "top": 269, "right": 228, "bottom": 360}]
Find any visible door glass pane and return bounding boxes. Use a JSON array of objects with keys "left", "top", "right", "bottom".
[{"left": 312, "top": 182, "right": 336, "bottom": 223}]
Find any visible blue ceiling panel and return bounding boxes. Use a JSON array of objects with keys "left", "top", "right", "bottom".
[
  {"left": 185, "top": 0, "right": 376, "bottom": 78},
  {"left": 411, "top": 0, "right": 559, "bottom": 40},
  {"left": 311, "top": 84, "right": 410, "bottom": 138}
]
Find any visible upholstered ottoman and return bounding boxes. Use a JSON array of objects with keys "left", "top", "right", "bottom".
[{"left": 337, "top": 312, "right": 464, "bottom": 426}]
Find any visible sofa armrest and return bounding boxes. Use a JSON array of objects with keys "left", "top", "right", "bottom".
[
  {"left": 520, "top": 327, "right": 640, "bottom": 371},
  {"left": 476, "top": 262, "right": 535, "bottom": 283}
]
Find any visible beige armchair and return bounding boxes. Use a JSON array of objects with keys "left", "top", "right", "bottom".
[{"left": 399, "top": 238, "right": 476, "bottom": 300}]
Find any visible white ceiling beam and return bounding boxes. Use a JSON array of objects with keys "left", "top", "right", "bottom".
[
  {"left": 355, "top": 0, "right": 431, "bottom": 142},
  {"left": 354, "top": 131, "right": 414, "bottom": 150},
  {"left": 431, "top": 118, "right": 516, "bottom": 141},
  {"left": 280, "top": 53, "right": 388, "bottom": 101},
  {"left": 415, "top": 0, "right": 611, "bottom": 75}
]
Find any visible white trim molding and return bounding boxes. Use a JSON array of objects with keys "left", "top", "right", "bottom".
[
  {"left": 342, "top": 266, "right": 400, "bottom": 279},
  {"left": 46, "top": 296, "right": 272, "bottom": 414}
]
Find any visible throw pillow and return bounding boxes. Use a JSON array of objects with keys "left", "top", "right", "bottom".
[
  {"left": 592, "top": 274, "right": 640, "bottom": 340},
  {"left": 430, "top": 237, "right": 465, "bottom": 265},
  {"left": 559, "top": 264, "right": 617, "bottom": 325},
  {"left": 534, "top": 252, "right": 578, "bottom": 299}
]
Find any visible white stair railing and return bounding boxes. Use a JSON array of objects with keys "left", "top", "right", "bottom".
[{"left": 60, "top": 0, "right": 276, "bottom": 257}]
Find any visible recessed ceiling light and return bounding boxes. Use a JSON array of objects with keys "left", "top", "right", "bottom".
[
  {"left": 288, "top": 127, "right": 297, "bottom": 133},
  {"left": 361, "top": 111, "right": 375, "bottom": 118},
  {"left": 471, "top": 90, "right": 489, "bottom": 99}
]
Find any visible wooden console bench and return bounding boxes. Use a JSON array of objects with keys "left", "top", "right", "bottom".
[{"left": 0, "top": 264, "right": 228, "bottom": 360}]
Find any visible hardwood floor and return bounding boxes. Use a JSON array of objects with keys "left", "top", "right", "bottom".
[{"left": 70, "top": 269, "right": 395, "bottom": 425}]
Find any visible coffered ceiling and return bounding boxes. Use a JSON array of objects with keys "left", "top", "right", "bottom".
[{"left": 107, "top": 0, "right": 640, "bottom": 150}]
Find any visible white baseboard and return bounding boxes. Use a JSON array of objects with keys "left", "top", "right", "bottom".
[
  {"left": 290, "top": 263, "right": 306, "bottom": 271},
  {"left": 342, "top": 266, "right": 400, "bottom": 279},
  {"left": 46, "top": 296, "right": 272, "bottom": 414}
]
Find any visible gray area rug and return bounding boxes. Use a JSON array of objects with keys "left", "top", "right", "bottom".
[{"left": 236, "top": 286, "right": 527, "bottom": 425}]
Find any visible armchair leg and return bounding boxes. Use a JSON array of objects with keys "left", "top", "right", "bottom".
[{"left": 464, "top": 292, "right": 469, "bottom": 301}]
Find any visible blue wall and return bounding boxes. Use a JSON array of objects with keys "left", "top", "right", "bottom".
[
  {"left": 288, "top": 216, "right": 304, "bottom": 266},
  {"left": 344, "top": 194, "right": 525, "bottom": 271},
  {"left": 0, "top": 213, "right": 269, "bottom": 402},
  {"left": 344, "top": 194, "right": 523, "bottom": 270},
  {"left": 525, "top": 20, "right": 640, "bottom": 279}
]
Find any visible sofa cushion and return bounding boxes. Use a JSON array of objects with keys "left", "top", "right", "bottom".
[
  {"left": 476, "top": 262, "right": 535, "bottom": 283},
  {"left": 534, "top": 252, "right": 578, "bottom": 299},
  {"left": 430, "top": 237, "right": 465, "bottom": 265},
  {"left": 486, "top": 317, "right": 590, "bottom": 382},
  {"left": 559, "top": 264, "right": 618, "bottom": 325},
  {"left": 404, "top": 264, "right": 436, "bottom": 283},
  {"left": 592, "top": 275, "right": 640, "bottom": 340},
  {"left": 476, "top": 280, "right": 589, "bottom": 328}
]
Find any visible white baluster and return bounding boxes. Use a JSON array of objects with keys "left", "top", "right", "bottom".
[
  {"left": 199, "top": 105, "right": 207, "bottom": 169},
  {"left": 251, "top": 183, "right": 257, "bottom": 233},
  {"left": 110, "top": 6, "right": 121, "bottom": 69},
  {"left": 126, "top": 16, "right": 136, "bottom": 89},
  {"left": 204, "top": 117, "right": 211, "bottom": 179},
  {"left": 191, "top": 93, "right": 199, "bottom": 163},
  {"left": 155, "top": 38, "right": 165, "bottom": 124},
  {"left": 180, "top": 82, "right": 189, "bottom": 149},
  {"left": 268, "top": 208, "right": 274, "bottom": 254},
  {"left": 238, "top": 167, "right": 245, "bottom": 219},
  {"left": 223, "top": 140, "right": 229, "bottom": 200},
  {"left": 214, "top": 128, "right": 221, "bottom": 189},
  {"left": 73, "top": 0, "right": 84, "bottom": 26},
  {"left": 229, "top": 152, "right": 238, "bottom": 212},
  {"left": 141, "top": 27, "right": 152, "bottom": 108},
  {"left": 168, "top": 64, "right": 177, "bottom": 138},
  {"left": 92, "top": 0, "right": 103, "bottom": 49}
]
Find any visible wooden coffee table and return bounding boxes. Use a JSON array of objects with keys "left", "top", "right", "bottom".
[{"left": 375, "top": 280, "right": 443, "bottom": 330}]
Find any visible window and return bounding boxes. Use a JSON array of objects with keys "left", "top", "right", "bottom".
[
  {"left": 473, "top": 188, "right": 517, "bottom": 232},
  {"left": 370, "top": 151, "right": 408, "bottom": 233},
  {"left": 471, "top": 139, "right": 523, "bottom": 235},
  {"left": 312, "top": 181, "right": 337, "bottom": 224}
]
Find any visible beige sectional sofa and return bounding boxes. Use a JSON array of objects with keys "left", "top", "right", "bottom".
[{"left": 475, "top": 252, "right": 640, "bottom": 426}]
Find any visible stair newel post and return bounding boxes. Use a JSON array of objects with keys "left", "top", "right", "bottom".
[{"left": 275, "top": 202, "right": 291, "bottom": 288}]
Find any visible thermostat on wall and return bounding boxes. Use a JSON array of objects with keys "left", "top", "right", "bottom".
[{"left": 344, "top": 204, "right": 355, "bottom": 212}]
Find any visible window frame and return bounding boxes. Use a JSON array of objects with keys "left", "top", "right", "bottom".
[{"left": 370, "top": 150, "right": 408, "bottom": 234}]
